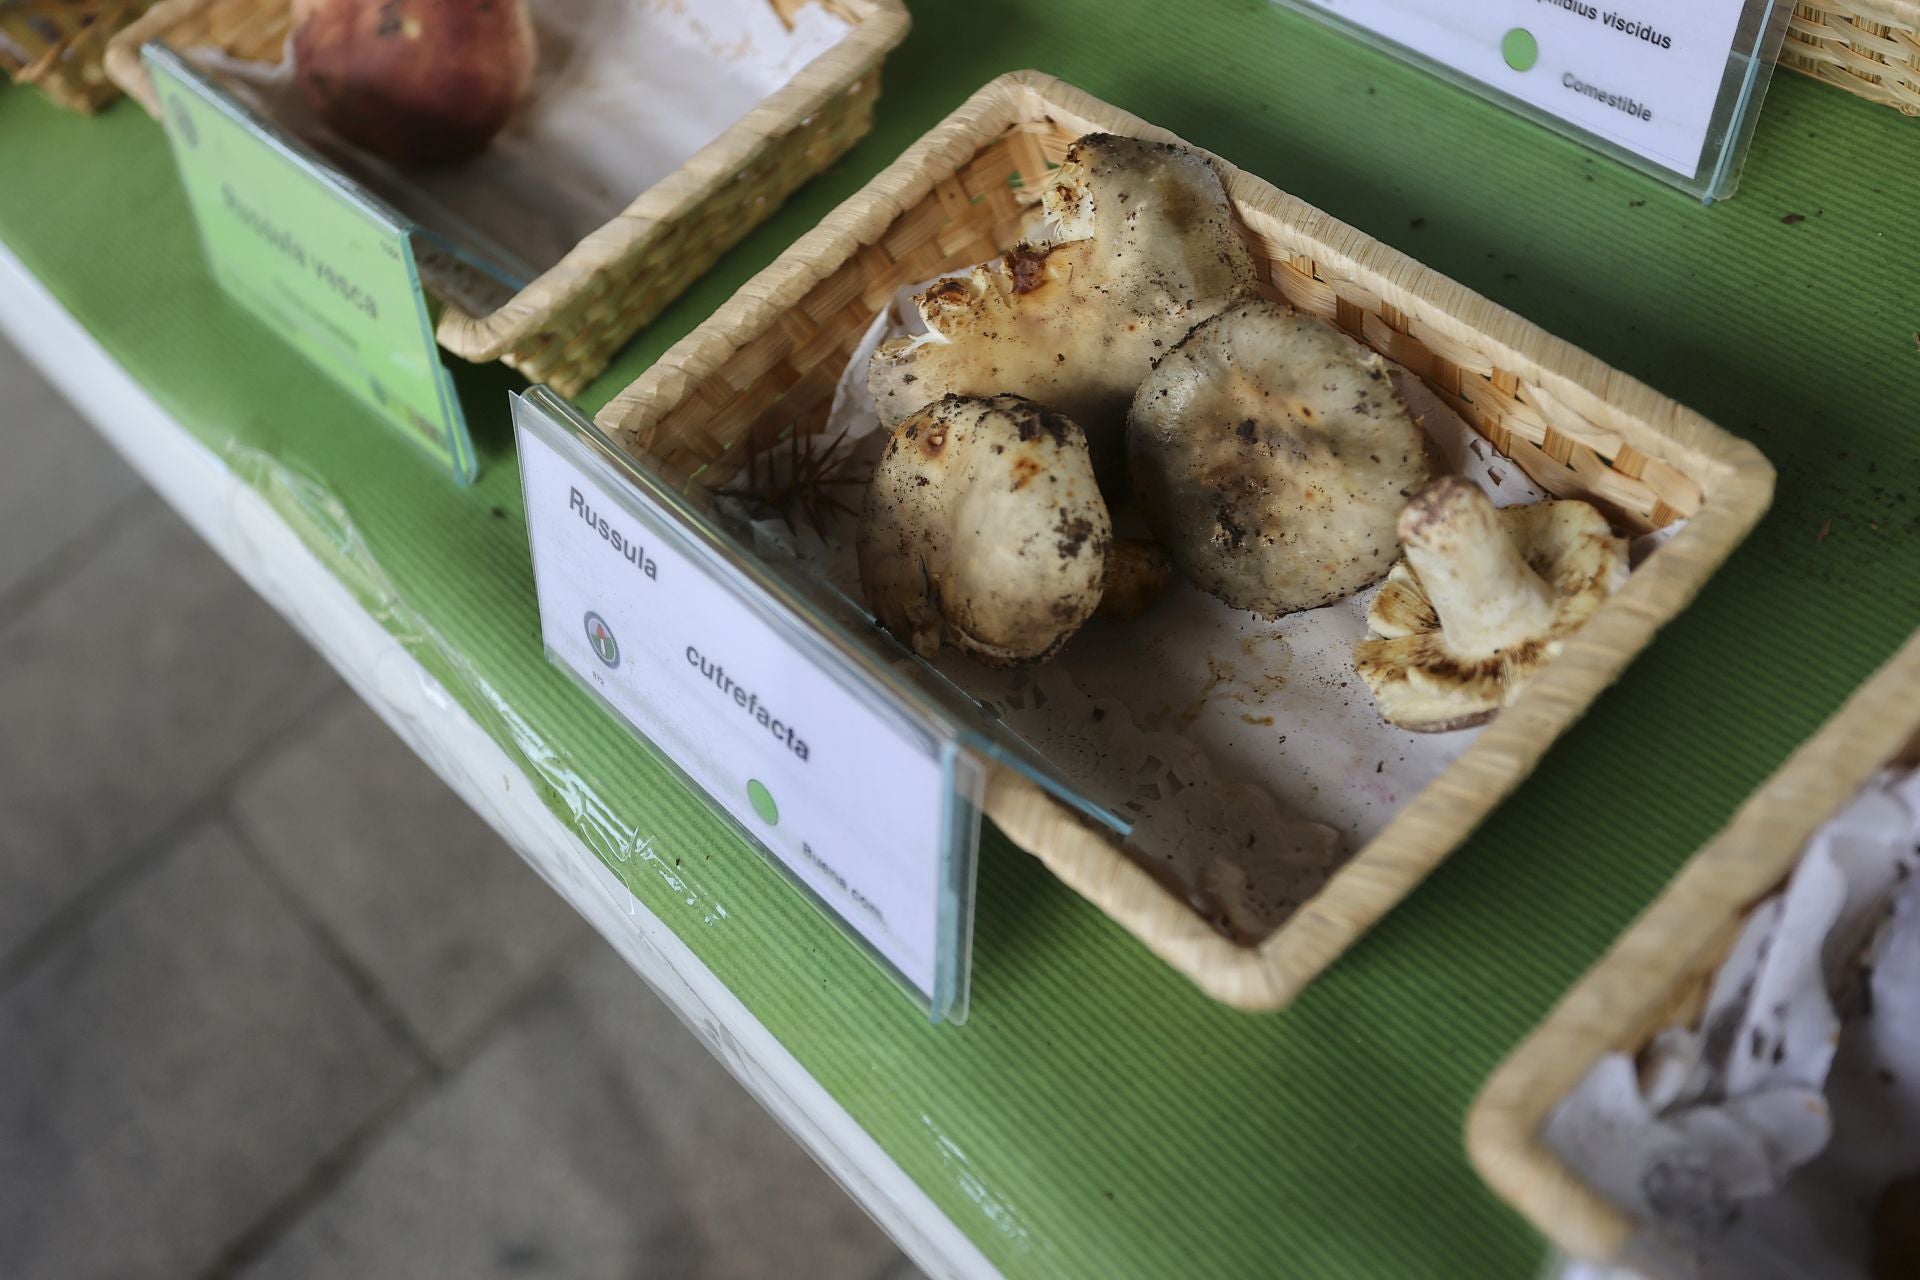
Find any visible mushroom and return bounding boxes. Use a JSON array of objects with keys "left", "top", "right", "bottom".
[
  {"left": 1354, "top": 476, "right": 1628, "bottom": 732},
  {"left": 867, "top": 133, "right": 1258, "bottom": 489},
  {"left": 1127, "top": 299, "right": 1430, "bottom": 617},
  {"left": 857, "top": 394, "right": 1112, "bottom": 666},
  {"left": 1096, "top": 538, "right": 1172, "bottom": 621},
  {"left": 292, "top": 0, "right": 536, "bottom": 167}
]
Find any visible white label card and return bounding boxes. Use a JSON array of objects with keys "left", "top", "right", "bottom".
[
  {"left": 1301, "top": 0, "right": 1758, "bottom": 178},
  {"left": 514, "top": 394, "right": 968, "bottom": 1012}
]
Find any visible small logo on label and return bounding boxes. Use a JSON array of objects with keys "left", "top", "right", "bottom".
[
  {"left": 584, "top": 612, "right": 619, "bottom": 669},
  {"left": 166, "top": 95, "right": 199, "bottom": 148},
  {"left": 748, "top": 779, "right": 778, "bottom": 826},
  {"left": 1502, "top": 27, "right": 1539, "bottom": 73}
]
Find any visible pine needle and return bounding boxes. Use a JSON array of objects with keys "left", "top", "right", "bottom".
[{"left": 723, "top": 422, "right": 868, "bottom": 539}]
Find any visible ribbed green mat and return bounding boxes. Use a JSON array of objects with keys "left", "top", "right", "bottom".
[{"left": 5, "top": 3, "right": 1918, "bottom": 1274}]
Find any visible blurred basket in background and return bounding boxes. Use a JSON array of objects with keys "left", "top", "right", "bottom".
[
  {"left": 1783, "top": 1, "right": 1920, "bottom": 115},
  {"left": 2, "top": 0, "right": 159, "bottom": 111},
  {"left": 1468, "top": 627, "right": 1920, "bottom": 1261},
  {"left": 104, "top": 0, "right": 909, "bottom": 397}
]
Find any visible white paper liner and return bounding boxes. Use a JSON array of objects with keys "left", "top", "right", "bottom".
[
  {"left": 185, "top": 0, "right": 849, "bottom": 308},
  {"left": 718, "top": 272, "right": 1669, "bottom": 936},
  {"left": 1548, "top": 768, "right": 1920, "bottom": 1278}
]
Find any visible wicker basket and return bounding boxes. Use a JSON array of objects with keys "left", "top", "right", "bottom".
[
  {"left": 2, "top": 0, "right": 159, "bottom": 111},
  {"left": 19, "top": 0, "right": 1917, "bottom": 122},
  {"left": 1467, "top": 627, "right": 1920, "bottom": 1262},
  {"left": 1784, "top": 0, "right": 1920, "bottom": 115},
  {"left": 595, "top": 71, "right": 1776, "bottom": 1011},
  {"left": 101, "top": 0, "right": 908, "bottom": 397}
]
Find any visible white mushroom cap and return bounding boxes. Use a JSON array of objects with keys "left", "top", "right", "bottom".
[
  {"left": 1127, "top": 299, "right": 1430, "bottom": 617},
  {"left": 1354, "top": 476, "right": 1628, "bottom": 732},
  {"left": 867, "top": 133, "right": 1258, "bottom": 490},
  {"left": 857, "top": 394, "right": 1112, "bottom": 666}
]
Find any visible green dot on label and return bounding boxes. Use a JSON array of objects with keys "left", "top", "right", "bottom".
[
  {"left": 1502, "top": 27, "right": 1539, "bottom": 72},
  {"left": 747, "top": 779, "right": 778, "bottom": 826}
]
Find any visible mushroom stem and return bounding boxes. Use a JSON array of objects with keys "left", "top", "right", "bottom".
[
  {"left": 1096, "top": 538, "right": 1172, "bottom": 620},
  {"left": 1399, "top": 477, "right": 1559, "bottom": 657}
]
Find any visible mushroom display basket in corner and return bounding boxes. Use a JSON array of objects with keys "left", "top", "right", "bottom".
[
  {"left": 1468, "top": 626, "right": 1920, "bottom": 1266},
  {"left": 591, "top": 72, "right": 1776, "bottom": 1011}
]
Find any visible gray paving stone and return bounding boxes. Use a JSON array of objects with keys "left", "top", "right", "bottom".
[
  {"left": 561, "top": 946, "right": 906, "bottom": 1280},
  {"left": 0, "top": 336, "right": 144, "bottom": 603},
  {"left": 0, "top": 821, "right": 420, "bottom": 1280},
  {"left": 243, "top": 943, "right": 905, "bottom": 1280},
  {"left": 0, "top": 499, "right": 338, "bottom": 965},
  {"left": 232, "top": 697, "right": 586, "bottom": 1061}
]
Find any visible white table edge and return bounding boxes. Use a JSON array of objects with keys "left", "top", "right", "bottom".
[{"left": 0, "top": 239, "right": 1001, "bottom": 1280}]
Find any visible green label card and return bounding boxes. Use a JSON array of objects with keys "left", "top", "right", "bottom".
[{"left": 144, "top": 44, "right": 476, "bottom": 482}]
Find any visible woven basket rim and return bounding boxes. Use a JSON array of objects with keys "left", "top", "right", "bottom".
[
  {"left": 1802, "top": 0, "right": 1920, "bottom": 26},
  {"left": 1466, "top": 626, "right": 1920, "bottom": 1261},
  {"left": 438, "top": 0, "right": 908, "bottom": 360},
  {"left": 3, "top": 0, "right": 152, "bottom": 113},
  {"left": 101, "top": 0, "right": 910, "bottom": 358},
  {"left": 100, "top": 0, "right": 223, "bottom": 103},
  {"left": 595, "top": 69, "right": 1777, "bottom": 1011}
]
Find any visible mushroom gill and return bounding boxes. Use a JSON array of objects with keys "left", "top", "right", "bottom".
[{"left": 1354, "top": 476, "right": 1628, "bottom": 731}]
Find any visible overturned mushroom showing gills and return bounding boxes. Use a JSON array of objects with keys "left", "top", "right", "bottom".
[
  {"left": 1355, "top": 476, "right": 1628, "bottom": 732},
  {"left": 858, "top": 394, "right": 1112, "bottom": 666},
  {"left": 1128, "top": 299, "right": 1430, "bottom": 617},
  {"left": 867, "top": 133, "right": 1258, "bottom": 487}
]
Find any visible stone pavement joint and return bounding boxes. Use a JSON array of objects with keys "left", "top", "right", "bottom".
[
  {"left": 230, "top": 697, "right": 591, "bottom": 1065},
  {"left": 0, "top": 486, "right": 150, "bottom": 628},
  {"left": 0, "top": 679, "right": 352, "bottom": 998},
  {"left": 221, "top": 805, "right": 446, "bottom": 1078},
  {"left": 197, "top": 936, "right": 606, "bottom": 1280}
]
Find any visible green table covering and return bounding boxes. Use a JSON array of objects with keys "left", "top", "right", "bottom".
[{"left": 6, "top": 4, "right": 1918, "bottom": 1274}]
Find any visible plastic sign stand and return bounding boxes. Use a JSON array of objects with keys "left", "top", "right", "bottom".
[
  {"left": 1277, "top": 0, "right": 1791, "bottom": 201},
  {"left": 513, "top": 389, "right": 983, "bottom": 1023},
  {"left": 145, "top": 44, "right": 478, "bottom": 481}
]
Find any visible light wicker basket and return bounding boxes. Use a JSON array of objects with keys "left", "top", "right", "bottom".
[
  {"left": 101, "top": 0, "right": 908, "bottom": 397},
  {"left": 596, "top": 71, "right": 1776, "bottom": 1011},
  {"left": 2, "top": 0, "right": 160, "bottom": 111},
  {"left": 1784, "top": 0, "right": 1920, "bottom": 115},
  {"left": 1468, "top": 626, "right": 1920, "bottom": 1262},
  {"left": 19, "top": 0, "right": 1916, "bottom": 119}
]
